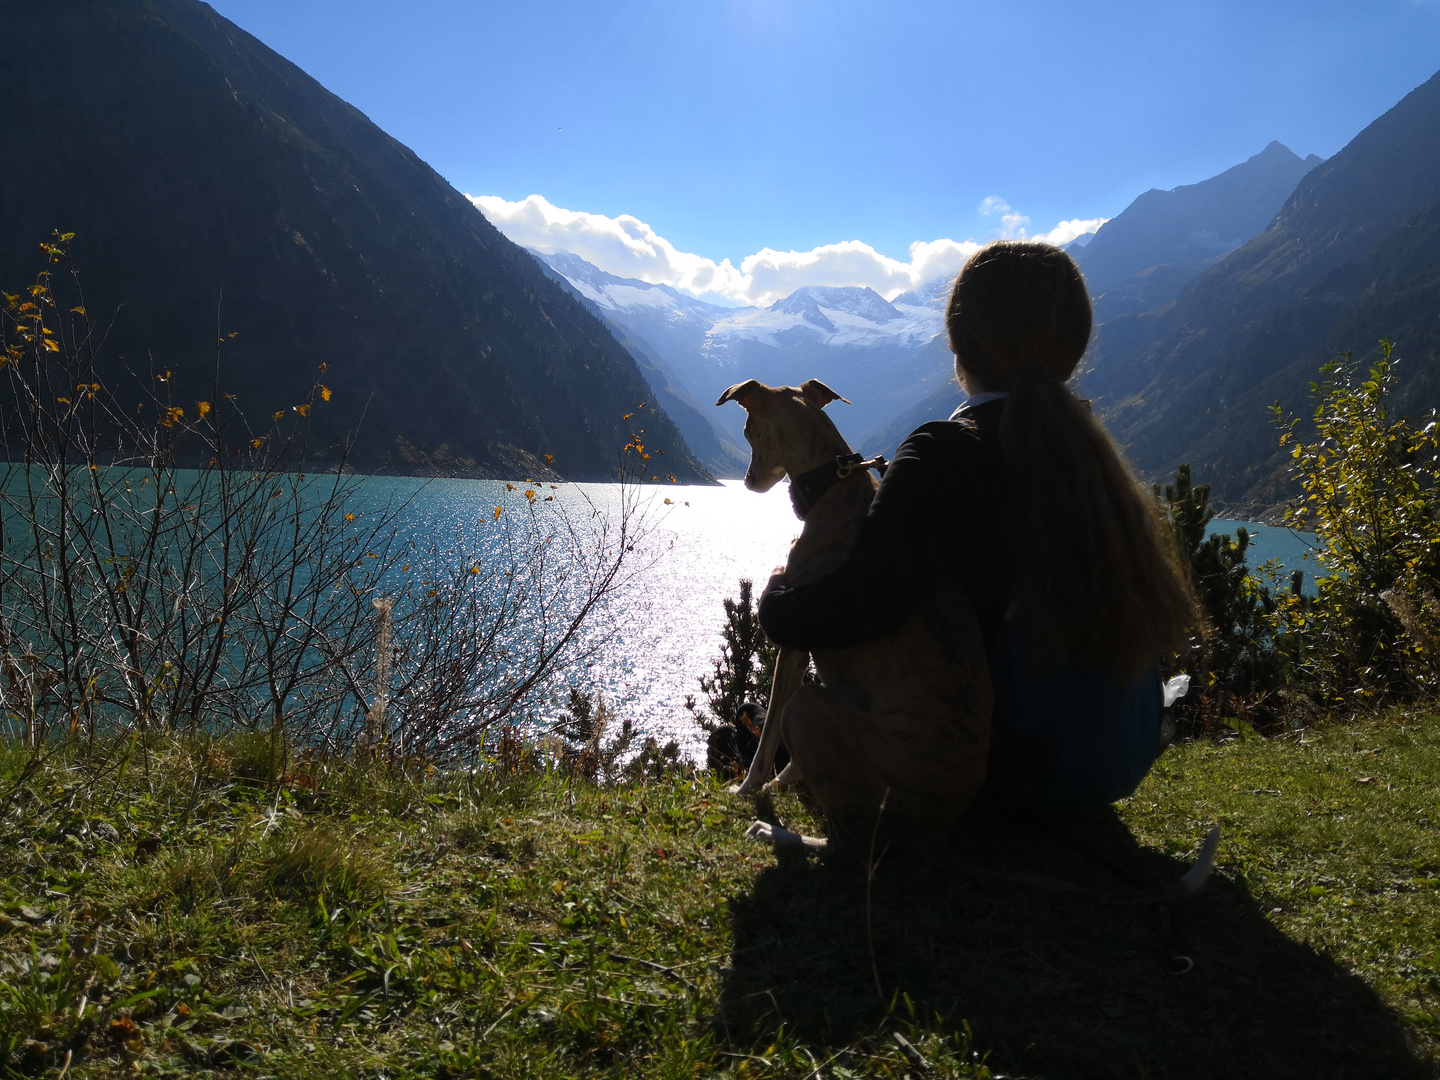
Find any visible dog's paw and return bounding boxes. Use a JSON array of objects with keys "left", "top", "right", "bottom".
[{"left": 744, "top": 820, "right": 775, "bottom": 843}]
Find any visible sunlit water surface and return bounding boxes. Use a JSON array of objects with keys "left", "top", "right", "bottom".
[{"left": 365, "top": 477, "right": 1317, "bottom": 759}]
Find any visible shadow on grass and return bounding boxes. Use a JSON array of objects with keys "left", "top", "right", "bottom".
[{"left": 720, "top": 806, "right": 1432, "bottom": 1080}]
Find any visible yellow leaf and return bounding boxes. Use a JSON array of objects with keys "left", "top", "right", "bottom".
[
  {"left": 43, "top": 339, "right": 59, "bottom": 353},
  {"left": 544, "top": 453, "right": 554, "bottom": 463},
  {"left": 524, "top": 490, "right": 535, "bottom": 501},
  {"left": 294, "top": 403, "right": 310, "bottom": 417},
  {"left": 197, "top": 401, "right": 211, "bottom": 417},
  {"left": 250, "top": 437, "right": 264, "bottom": 450},
  {"left": 56, "top": 397, "right": 70, "bottom": 405},
  {"left": 273, "top": 411, "right": 285, "bottom": 420},
  {"left": 664, "top": 498, "right": 673, "bottom": 505},
  {"left": 506, "top": 483, "right": 515, "bottom": 491},
  {"left": 493, "top": 506, "right": 503, "bottom": 520},
  {"left": 69, "top": 306, "right": 85, "bottom": 315},
  {"left": 344, "top": 513, "right": 355, "bottom": 522},
  {"left": 641, "top": 453, "right": 650, "bottom": 461},
  {"left": 320, "top": 385, "right": 331, "bottom": 401}
]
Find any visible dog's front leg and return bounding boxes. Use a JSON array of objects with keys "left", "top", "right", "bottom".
[{"left": 731, "top": 645, "right": 808, "bottom": 795}]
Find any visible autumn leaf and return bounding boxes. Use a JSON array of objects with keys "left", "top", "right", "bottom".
[
  {"left": 56, "top": 396, "right": 70, "bottom": 405},
  {"left": 506, "top": 483, "right": 515, "bottom": 491},
  {"left": 641, "top": 453, "right": 650, "bottom": 461},
  {"left": 43, "top": 339, "right": 59, "bottom": 353},
  {"left": 544, "top": 453, "right": 554, "bottom": 463},
  {"left": 344, "top": 513, "right": 355, "bottom": 522},
  {"left": 197, "top": 401, "right": 211, "bottom": 417},
  {"left": 294, "top": 403, "right": 310, "bottom": 417},
  {"left": 524, "top": 490, "right": 536, "bottom": 501},
  {"left": 664, "top": 498, "right": 673, "bottom": 505},
  {"left": 69, "top": 305, "right": 85, "bottom": 315},
  {"left": 250, "top": 437, "right": 264, "bottom": 450},
  {"left": 273, "top": 411, "right": 284, "bottom": 420},
  {"left": 320, "top": 385, "right": 332, "bottom": 401},
  {"left": 493, "top": 506, "right": 503, "bottom": 520}
]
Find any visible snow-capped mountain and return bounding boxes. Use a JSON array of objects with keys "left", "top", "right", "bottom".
[{"left": 531, "top": 250, "right": 958, "bottom": 473}]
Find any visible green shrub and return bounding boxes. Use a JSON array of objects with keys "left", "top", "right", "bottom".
[{"left": 1270, "top": 342, "right": 1440, "bottom": 703}]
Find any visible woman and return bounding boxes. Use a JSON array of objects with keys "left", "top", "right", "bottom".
[{"left": 758, "top": 240, "right": 1198, "bottom": 830}]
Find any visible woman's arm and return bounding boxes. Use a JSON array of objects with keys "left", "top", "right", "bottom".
[{"left": 758, "top": 424, "right": 961, "bottom": 649}]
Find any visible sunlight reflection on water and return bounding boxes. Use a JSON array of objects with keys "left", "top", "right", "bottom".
[{"left": 369, "top": 477, "right": 801, "bottom": 758}]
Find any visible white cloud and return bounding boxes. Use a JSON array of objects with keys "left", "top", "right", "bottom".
[
  {"left": 1033, "top": 217, "right": 1110, "bottom": 246},
  {"left": 469, "top": 193, "right": 1104, "bottom": 308},
  {"left": 978, "top": 196, "right": 1031, "bottom": 239}
]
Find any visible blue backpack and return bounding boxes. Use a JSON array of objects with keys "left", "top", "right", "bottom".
[{"left": 986, "top": 612, "right": 1172, "bottom": 809}]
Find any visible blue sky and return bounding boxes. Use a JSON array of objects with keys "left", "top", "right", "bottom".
[{"left": 212, "top": 0, "right": 1440, "bottom": 303}]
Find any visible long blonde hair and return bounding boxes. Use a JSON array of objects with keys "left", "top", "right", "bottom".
[{"left": 946, "top": 241, "right": 1199, "bottom": 679}]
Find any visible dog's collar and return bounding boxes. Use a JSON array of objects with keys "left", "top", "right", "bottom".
[{"left": 789, "top": 452, "right": 889, "bottom": 520}]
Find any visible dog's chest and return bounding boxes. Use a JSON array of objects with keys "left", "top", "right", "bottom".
[{"left": 784, "top": 479, "right": 875, "bottom": 585}]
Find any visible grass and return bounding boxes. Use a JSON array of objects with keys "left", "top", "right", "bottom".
[{"left": 0, "top": 713, "right": 1435, "bottom": 1079}]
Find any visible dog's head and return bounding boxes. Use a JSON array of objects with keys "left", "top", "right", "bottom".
[{"left": 716, "top": 379, "right": 851, "bottom": 492}]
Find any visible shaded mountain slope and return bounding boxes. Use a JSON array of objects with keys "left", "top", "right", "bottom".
[
  {"left": 1074, "top": 141, "right": 1322, "bottom": 321},
  {"left": 1083, "top": 70, "right": 1440, "bottom": 509},
  {"left": 0, "top": 0, "right": 708, "bottom": 481}
]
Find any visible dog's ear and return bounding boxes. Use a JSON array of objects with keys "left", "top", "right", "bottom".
[
  {"left": 717, "top": 380, "right": 763, "bottom": 408},
  {"left": 800, "top": 379, "right": 850, "bottom": 408}
]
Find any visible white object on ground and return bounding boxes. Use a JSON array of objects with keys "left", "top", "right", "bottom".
[{"left": 1162, "top": 674, "right": 1191, "bottom": 708}]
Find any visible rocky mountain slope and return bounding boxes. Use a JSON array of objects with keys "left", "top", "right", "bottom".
[
  {"left": 0, "top": 0, "right": 709, "bottom": 481},
  {"left": 1083, "top": 69, "right": 1440, "bottom": 510}
]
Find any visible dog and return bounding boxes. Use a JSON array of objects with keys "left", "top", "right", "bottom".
[{"left": 716, "top": 378, "right": 993, "bottom": 855}]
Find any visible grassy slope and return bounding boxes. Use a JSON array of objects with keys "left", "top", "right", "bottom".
[{"left": 0, "top": 714, "right": 1436, "bottom": 1079}]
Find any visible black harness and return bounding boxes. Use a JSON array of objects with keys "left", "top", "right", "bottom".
[{"left": 788, "top": 452, "right": 889, "bottom": 520}]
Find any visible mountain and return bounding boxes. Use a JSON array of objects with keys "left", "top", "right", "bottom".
[
  {"left": 529, "top": 251, "right": 956, "bottom": 469},
  {"left": 0, "top": 0, "right": 709, "bottom": 482},
  {"left": 1082, "top": 70, "right": 1440, "bottom": 511},
  {"left": 530, "top": 252, "right": 748, "bottom": 475},
  {"left": 1074, "top": 141, "right": 1323, "bottom": 322}
]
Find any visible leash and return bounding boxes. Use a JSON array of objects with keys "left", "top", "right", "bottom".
[{"left": 789, "top": 452, "right": 889, "bottom": 520}]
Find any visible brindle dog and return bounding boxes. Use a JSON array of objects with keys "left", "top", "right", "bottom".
[{"left": 717, "top": 378, "right": 993, "bottom": 855}]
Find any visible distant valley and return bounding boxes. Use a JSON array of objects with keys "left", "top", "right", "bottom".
[{"left": 529, "top": 251, "right": 954, "bottom": 476}]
